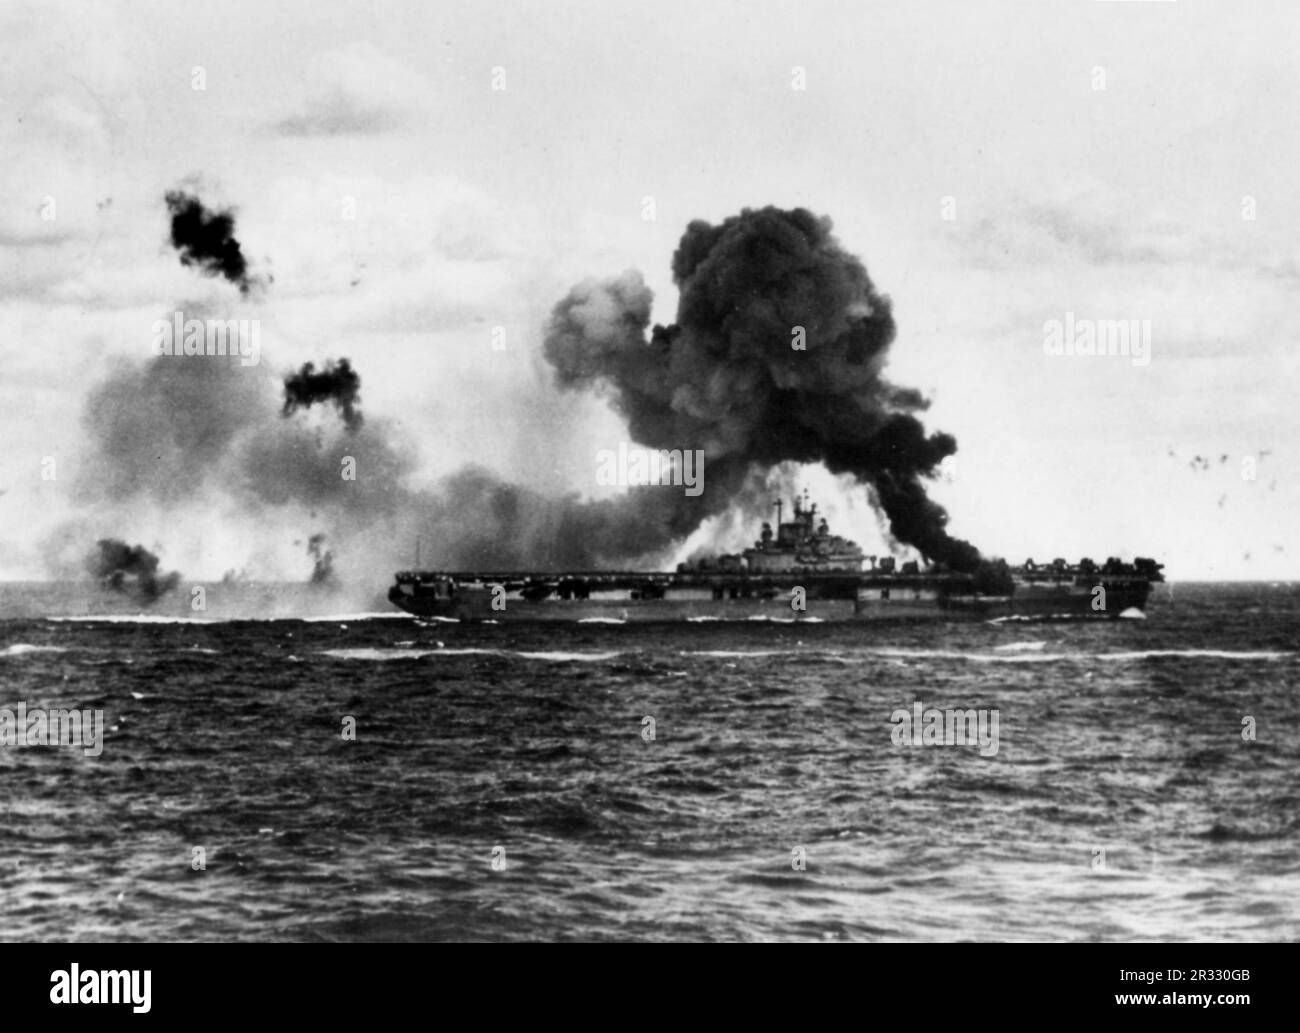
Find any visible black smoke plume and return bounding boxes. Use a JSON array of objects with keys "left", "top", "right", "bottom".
[
  {"left": 164, "top": 190, "right": 257, "bottom": 294},
  {"left": 283, "top": 359, "right": 363, "bottom": 433},
  {"left": 87, "top": 539, "right": 180, "bottom": 603},
  {"left": 48, "top": 193, "right": 397, "bottom": 600},
  {"left": 306, "top": 533, "right": 337, "bottom": 586},
  {"left": 60, "top": 195, "right": 982, "bottom": 603},
  {"left": 543, "top": 206, "right": 980, "bottom": 570}
]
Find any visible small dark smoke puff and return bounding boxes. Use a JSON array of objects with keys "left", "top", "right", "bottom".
[
  {"left": 282, "top": 359, "right": 363, "bottom": 433},
  {"left": 87, "top": 539, "right": 181, "bottom": 604},
  {"left": 164, "top": 190, "right": 254, "bottom": 294}
]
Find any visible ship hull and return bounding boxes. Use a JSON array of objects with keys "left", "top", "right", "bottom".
[
  {"left": 388, "top": 576, "right": 1153, "bottom": 623},
  {"left": 389, "top": 491, "right": 1163, "bottom": 624}
]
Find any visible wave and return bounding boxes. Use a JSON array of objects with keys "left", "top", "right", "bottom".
[
  {"left": 317, "top": 643, "right": 1293, "bottom": 665},
  {"left": 870, "top": 647, "right": 1067, "bottom": 663},
  {"left": 516, "top": 650, "right": 624, "bottom": 662},
  {"left": 0, "top": 643, "right": 68, "bottom": 657},
  {"left": 1095, "top": 649, "right": 1292, "bottom": 662},
  {"left": 319, "top": 648, "right": 442, "bottom": 661},
  {"left": 46, "top": 615, "right": 211, "bottom": 624},
  {"left": 318, "top": 647, "right": 625, "bottom": 663},
  {"left": 298, "top": 613, "right": 414, "bottom": 622},
  {"left": 993, "top": 641, "right": 1047, "bottom": 652},
  {"left": 686, "top": 615, "right": 811, "bottom": 624},
  {"left": 987, "top": 613, "right": 1102, "bottom": 624},
  {"left": 47, "top": 612, "right": 413, "bottom": 626},
  {"left": 871, "top": 647, "right": 1292, "bottom": 664},
  {"left": 684, "top": 649, "right": 806, "bottom": 659}
]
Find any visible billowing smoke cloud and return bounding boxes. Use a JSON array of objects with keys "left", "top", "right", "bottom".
[
  {"left": 543, "top": 206, "right": 980, "bottom": 570},
  {"left": 164, "top": 190, "right": 259, "bottom": 294},
  {"left": 64, "top": 344, "right": 418, "bottom": 596},
  {"left": 55, "top": 196, "right": 983, "bottom": 609},
  {"left": 86, "top": 539, "right": 180, "bottom": 603},
  {"left": 50, "top": 191, "right": 401, "bottom": 599},
  {"left": 79, "top": 350, "right": 266, "bottom": 504},
  {"left": 75, "top": 345, "right": 412, "bottom": 537},
  {"left": 283, "top": 359, "right": 363, "bottom": 432},
  {"left": 404, "top": 466, "right": 726, "bottom": 571}
]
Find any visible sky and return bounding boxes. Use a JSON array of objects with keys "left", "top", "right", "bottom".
[{"left": 1, "top": 0, "right": 1297, "bottom": 583}]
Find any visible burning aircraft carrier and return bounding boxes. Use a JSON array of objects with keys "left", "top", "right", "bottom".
[
  {"left": 58, "top": 191, "right": 1163, "bottom": 622},
  {"left": 388, "top": 205, "right": 1165, "bottom": 622},
  {"left": 388, "top": 489, "right": 1164, "bottom": 622}
]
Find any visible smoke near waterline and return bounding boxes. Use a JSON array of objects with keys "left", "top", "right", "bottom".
[
  {"left": 307, "top": 533, "right": 337, "bottom": 586},
  {"left": 86, "top": 539, "right": 180, "bottom": 603}
]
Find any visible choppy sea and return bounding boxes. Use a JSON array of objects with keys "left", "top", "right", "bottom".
[{"left": 1, "top": 581, "right": 1296, "bottom": 942}]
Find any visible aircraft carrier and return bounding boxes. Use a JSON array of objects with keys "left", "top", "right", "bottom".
[{"left": 387, "top": 493, "right": 1164, "bottom": 622}]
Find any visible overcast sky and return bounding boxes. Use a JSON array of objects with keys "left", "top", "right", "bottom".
[{"left": 2, "top": 0, "right": 1297, "bottom": 581}]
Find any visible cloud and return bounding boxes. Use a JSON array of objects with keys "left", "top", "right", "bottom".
[
  {"left": 272, "top": 43, "right": 432, "bottom": 137},
  {"left": 954, "top": 192, "right": 1189, "bottom": 271},
  {"left": 952, "top": 185, "right": 1297, "bottom": 284},
  {"left": 218, "top": 173, "right": 539, "bottom": 336}
]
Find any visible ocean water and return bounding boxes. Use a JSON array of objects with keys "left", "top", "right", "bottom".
[{"left": 0, "top": 581, "right": 1297, "bottom": 942}]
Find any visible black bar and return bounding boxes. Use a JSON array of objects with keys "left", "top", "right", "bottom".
[{"left": 0, "top": 942, "right": 1286, "bottom": 1023}]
